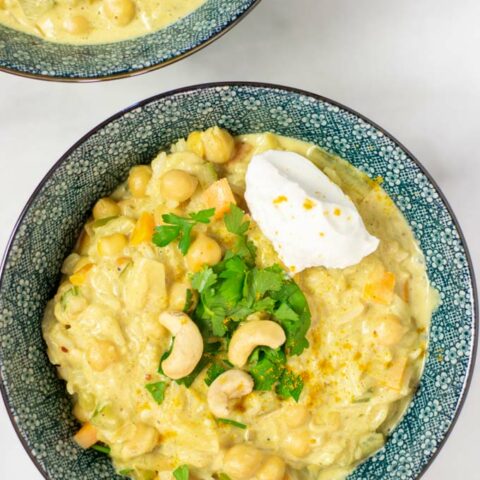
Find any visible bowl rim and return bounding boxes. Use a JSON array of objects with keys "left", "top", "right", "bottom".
[
  {"left": 0, "top": 0, "right": 262, "bottom": 83},
  {"left": 0, "top": 81, "right": 477, "bottom": 480}
]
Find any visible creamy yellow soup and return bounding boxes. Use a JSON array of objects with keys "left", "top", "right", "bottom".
[
  {"left": 42, "top": 128, "right": 436, "bottom": 480},
  {"left": 0, "top": 0, "right": 204, "bottom": 44}
]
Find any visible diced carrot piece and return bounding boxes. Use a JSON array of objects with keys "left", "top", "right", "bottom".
[
  {"left": 74, "top": 422, "right": 98, "bottom": 449},
  {"left": 69, "top": 263, "right": 94, "bottom": 286},
  {"left": 363, "top": 271, "right": 396, "bottom": 305},
  {"left": 130, "top": 212, "right": 155, "bottom": 246},
  {"left": 202, "top": 178, "right": 236, "bottom": 219},
  {"left": 380, "top": 357, "right": 408, "bottom": 391}
]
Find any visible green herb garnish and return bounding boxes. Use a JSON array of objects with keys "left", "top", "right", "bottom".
[
  {"left": 216, "top": 474, "right": 232, "bottom": 480},
  {"left": 91, "top": 443, "right": 111, "bottom": 455},
  {"left": 173, "top": 465, "right": 190, "bottom": 480},
  {"left": 183, "top": 288, "right": 194, "bottom": 313},
  {"left": 248, "top": 347, "right": 286, "bottom": 391},
  {"left": 145, "top": 381, "right": 167, "bottom": 404},
  {"left": 224, "top": 204, "right": 256, "bottom": 263},
  {"left": 276, "top": 369, "right": 304, "bottom": 402},
  {"left": 204, "top": 360, "right": 231, "bottom": 386},
  {"left": 217, "top": 418, "right": 247, "bottom": 429},
  {"left": 152, "top": 208, "right": 215, "bottom": 255},
  {"left": 154, "top": 205, "right": 309, "bottom": 402}
]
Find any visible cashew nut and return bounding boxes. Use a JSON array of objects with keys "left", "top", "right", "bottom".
[
  {"left": 228, "top": 320, "right": 286, "bottom": 368},
  {"left": 159, "top": 311, "right": 203, "bottom": 380},
  {"left": 207, "top": 369, "right": 254, "bottom": 417}
]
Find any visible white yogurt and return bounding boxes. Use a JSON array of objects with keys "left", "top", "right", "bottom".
[{"left": 244, "top": 150, "right": 379, "bottom": 272}]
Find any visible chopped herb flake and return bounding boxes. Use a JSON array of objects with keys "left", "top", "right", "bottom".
[
  {"left": 173, "top": 464, "right": 189, "bottom": 480},
  {"left": 145, "top": 381, "right": 167, "bottom": 404},
  {"left": 152, "top": 208, "right": 215, "bottom": 255},
  {"left": 217, "top": 418, "right": 247, "bottom": 429},
  {"left": 91, "top": 443, "right": 110, "bottom": 455}
]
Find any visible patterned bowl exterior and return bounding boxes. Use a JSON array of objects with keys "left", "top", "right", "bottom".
[
  {"left": 0, "top": 0, "right": 259, "bottom": 81},
  {"left": 0, "top": 83, "right": 476, "bottom": 480}
]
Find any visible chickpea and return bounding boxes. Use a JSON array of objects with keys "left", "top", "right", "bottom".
[
  {"left": 160, "top": 169, "right": 198, "bottom": 202},
  {"left": 169, "top": 281, "right": 196, "bottom": 311},
  {"left": 128, "top": 165, "right": 152, "bottom": 198},
  {"left": 367, "top": 314, "right": 405, "bottom": 346},
  {"left": 63, "top": 15, "right": 91, "bottom": 35},
  {"left": 92, "top": 197, "right": 120, "bottom": 220},
  {"left": 283, "top": 430, "right": 311, "bottom": 458},
  {"left": 283, "top": 404, "right": 310, "bottom": 428},
  {"left": 97, "top": 233, "right": 127, "bottom": 257},
  {"left": 186, "top": 234, "right": 222, "bottom": 272},
  {"left": 87, "top": 340, "right": 119, "bottom": 371},
  {"left": 103, "top": 0, "right": 136, "bottom": 26},
  {"left": 223, "top": 444, "right": 264, "bottom": 480},
  {"left": 202, "top": 126, "right": 235, "bottom": 164},
  {"left": 257, "top": 456, "right": 286, "bottom": 480},
  {"left": 186, "top": 130, "right": 205, "bottom": 158}
]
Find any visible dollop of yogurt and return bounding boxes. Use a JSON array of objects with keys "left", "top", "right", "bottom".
[{"left": 245, "top": 150, "right": 379, "bottom": 272}]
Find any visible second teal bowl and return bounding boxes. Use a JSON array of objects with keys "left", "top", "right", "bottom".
[{"left": 0, "top": 0, "right": 260, "bottom": 81}]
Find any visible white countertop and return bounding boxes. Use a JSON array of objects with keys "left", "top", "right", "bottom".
[{"left": 0, "top": 0, "right": 479, "bottom": 478}]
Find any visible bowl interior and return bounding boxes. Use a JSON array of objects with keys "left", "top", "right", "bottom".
[
  {"left": 0, "top": 84, "right": 476, "bottom": 480},
  {"left": 0, "top": 0, "right": 258, "bottom": 80}
]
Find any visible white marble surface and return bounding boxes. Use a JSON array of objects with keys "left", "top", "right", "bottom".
[{"left": 0, "top": 0, "right": 479, "bottom": 478}]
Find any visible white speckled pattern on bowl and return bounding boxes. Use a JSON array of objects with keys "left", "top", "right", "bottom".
[
  {"left": 0, "top": 0, "right": 259, "bottom": 81},
  {"left": 0, "top": 83, "right": 476, "bottom": 479}
]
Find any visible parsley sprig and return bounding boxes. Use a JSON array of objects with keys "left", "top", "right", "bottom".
[{"left": 152, "top": 208, "right": 215, "bottom": 255}]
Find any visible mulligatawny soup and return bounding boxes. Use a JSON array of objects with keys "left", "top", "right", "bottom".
[
  {"left": 43, "top": 128, "right": 437, "bottom": 480},
  {"left": 0, "top": 0, "right": 204, "bottom": 44}
]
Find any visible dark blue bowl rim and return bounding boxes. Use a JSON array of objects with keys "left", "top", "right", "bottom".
[
  {"left": 0, "top": 1, "right": 262, "bottom": 82},
  {"left": 0, "top": 81, "right": 477, "bottom": 480}
]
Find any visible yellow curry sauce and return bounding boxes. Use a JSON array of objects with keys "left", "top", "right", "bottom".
[
  {"left": 0, "top": 0, "right": 204, "bottom": 44},
  {"left": 42, "top": 129, "right": 437, "bottom": 480}
]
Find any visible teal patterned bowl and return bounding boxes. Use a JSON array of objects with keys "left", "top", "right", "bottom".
[
  {"left": 0, "top": 83, "right": 476, "bottom": 479},
  {"left": 0, "top": 0, "right": 259, "bottom": 81}
]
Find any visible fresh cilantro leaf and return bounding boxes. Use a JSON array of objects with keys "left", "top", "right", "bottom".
[
  {"left": 252, "top": 267, "right": 284, "bottom": 297},
  {"left": 205, "top": 361, "right": 231, "bottom": 386},
  {"left": 153, "top": 225, "right": 181, "bottom": 247},
  {"left": 145, "top": 381, "right": 167, "bottom": 404},
  {"left": 191, "top": 267, "right": 217, "bottom": 292},
  {"left": 183, "top": 288, "right": 194, "bottom": 313},
  {"left": 224, "top": 204, "right": 256, "bottom": 263},
  {"left": 153, "top": 209, "right": 215, "bottom": 255},
  {"left": 91, "top": 443, "right": 111, "bottom": 455},
  {"left": 204, "top": 341, "right": 222, "bottom": 354},
  {"left": 177, "top": 222, "right": 194, "bottom": 255},
  {"left": 252, "top": 297, "right": 276, "bottom": 313},
  {"left": 224, "top": 204, "right": 249, "bottom": 235},
  {"left": 189, "top": 208, "right": 215, "bottom": 223},
  {"left": 173, "top": 465, "right": 189, "bottom": 480},
  {"left": 272, "top": 278, "right": 311, "bottom": 356},
  {"left": 248, "top": 347, "right": 286, "bottom": 390},
  {"left": 217, "top": 418, "right": 247, "bottom": 429},
  {"left": 276, "top": 369, "right": 304, "bottom": 402}
]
